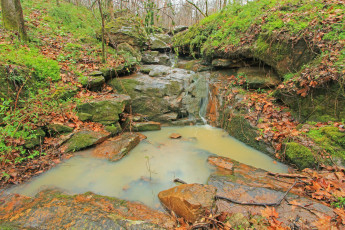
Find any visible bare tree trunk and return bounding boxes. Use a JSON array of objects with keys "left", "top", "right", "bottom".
[
  {"left": 97, "top": 0, "right": 106, "bottom": 63},
  {"left": 1, "top": 0, "right": 28, "bottom": 41},
  {"left": 56, "top": 0, "right": 60, "bottom": 6},
  {"left": 186, "top": 0, "right": 206, "bottom": 17}
]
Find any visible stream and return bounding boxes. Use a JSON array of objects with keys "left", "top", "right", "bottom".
[{"left": 9, "top": 125, "right": 287, "bottom": 209}]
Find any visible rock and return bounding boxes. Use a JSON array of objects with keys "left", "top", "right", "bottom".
[
  {"left": 237, "top": 67, "right": 280, "bottom": 89},
  {"left": 177, "top": 59, "right": 212, "bottom": 72},
  {"left": 148, "top": 65, "right": 171, "bottom": 77},
  {"left": 285, "top": 142, "right": 315, "bottom": 169},
  {"left": 0, "top": 189, "right": 174, "bottom": 229},
  {"left": 98, "top": 15, "right": 148, "bottom": 49},
  {"left": 93, "top": 132, "right": 140, "bottom": 161},
  {"left": 88, "top": 71, "right": 103, "bottom": 76},
  {"left": 157, "top": 112, "right": 178, "bottom": 122},
  {"left": 47, "top": 123, "right": 73, "bottom": 136},
  {"left": 109, "top": 67, "right": 209, "bottom": 122},
  {"left": 149, "top": 35, "right": 170, "bottom": 51},
  {"left": 211, "top": 58, "right": 232, "bottom": 67},
  {"left": 142, "top": 50, "right": 160, "bottom": 64},
  {"left": 170, "top": 133, "right": 182, "bottom": 139},
  {"left": 208, "top": 173, "right": 335, "bottom": 228},
  {"left": 104, "top": 123, "right": 122, "bottom": 136},
  {"left": 155, "top": 34, "right": 172, "bottom": 44},
  {"left": 131, "top": 121, "right": 161, "bottom": 132},
  {"left": 117, "top": 42, "right": 142, "bottom": 62},
  {"left": 77, "top": 94, "right": 130, "bottom": 125},
  {"left": 77, "top": 112, "right": 93, "bottom": 121},
  {"left": 62, "top": 130, "right": 110, "bottom": 153},
  {"left": 24, "top": 128, "right": 46, "bottom": 149},
  {"left": 158, "top": 53, "right": 171, "bottom": 66},
  {"left": 171, "top": 25, "right": 188, "bottom": 34},
  {"left": 83, "top": 76, "right": 105, "bottom": 91},
  {"left": 158, "top": 184, "right": 217, "bottom": 223}
]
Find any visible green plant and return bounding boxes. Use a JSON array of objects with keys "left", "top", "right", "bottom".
[{"left": 332, "top": 196, "right": 345, "bottom": 209}]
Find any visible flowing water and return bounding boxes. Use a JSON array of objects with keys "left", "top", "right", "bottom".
[{"left": 9, "top": 125, "right": 288, "bottom": 209}]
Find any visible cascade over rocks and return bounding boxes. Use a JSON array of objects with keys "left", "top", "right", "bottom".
[{"left": 109, "top": 66, "right": 210, "bottom": 124}]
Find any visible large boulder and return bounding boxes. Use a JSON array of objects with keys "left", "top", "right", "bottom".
[
  {"left": 98, "top": 15, "right": 148, "bottom": 49},
  {"left": 77, "top": 94, "right": 130, "bottom": 125},
  {"left": 158, "top": 184, "right": 217, "bottom": 223},
  {"left": 149, "top": 34, "right": 170, "bottom": 51},
  {"left": 93, "top": 132, "right": 141, "bottom": 161}
]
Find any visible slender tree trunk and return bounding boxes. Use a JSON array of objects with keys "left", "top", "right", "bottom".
[
  {"left": 56, "top": 0, "right": 60, "bottom": 6},
  {"left": 97, "top": 0, "right": 106, "bottom": 63},
  {"left": 1, "top": 0, "right": 28, "bottom": 41}
]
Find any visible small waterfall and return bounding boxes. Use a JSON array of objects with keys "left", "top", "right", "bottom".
[{"left": 199, "top": 79, "right": 210, "bottom": 125}]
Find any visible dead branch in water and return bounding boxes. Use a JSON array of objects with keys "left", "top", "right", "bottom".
[{"left": 173, "top": 178, "right": 187, "bottom": 184}]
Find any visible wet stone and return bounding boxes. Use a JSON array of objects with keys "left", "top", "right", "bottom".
[
  {"left": 131, "top": 121, "right": 161, "bottom": 132},
  {"left": 93, "top": 132, "right": 141, "bottom": 162},
  {"left": 158, "top": 183, "right": 217, "bottom": 223}
]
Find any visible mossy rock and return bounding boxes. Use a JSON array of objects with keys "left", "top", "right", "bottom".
[
  {"left": 63, "top": 130, "right": 110, "bottom": 152},
  {"left": 285, "top": 142, "right": 315, "bottom": 169},
  {"left": 25, "top": 128, "right": 46, "bottom": 149},
  {"left": 109, "top": 78, "right": 142, "bottom": 98},
  {"left": 105, "top": 123, "right": 122, "bottom": 136},
  {"left": 131, "top": 121, "right": 161, "bottom": 132},
  {"left": 99, "top": 15, "right": 148, "bottom": 49},
  {"left": 47, "top": 123, "right": 73, "bottom": 136},
  {"left": 117, "top": 42, "right": 142, "bottom": 62},
  {"left": 276, "top": 83, "right": 345, "bottom": 122},
  {"left": 82, "top": 76, "right": 105, "bottom": 91},
  {"left": 52, "top": 85, "right": 78, "bottom": 101},
  {"left": 322, "top": 127, "right": 345, "bottom": 147},
  {"left": 222, "top": 113, "right": 271, "bottom": 155},
  {"left": 77, "top": 95, "right": 130, "bottom": 125},
  {"left": 77, "top": 112, "right": 93, "bottom": 121},
  {"left": 307, "top": 126, "right": 345, "bottom": 166}
]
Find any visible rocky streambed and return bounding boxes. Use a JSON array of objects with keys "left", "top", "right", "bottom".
[{"left": 0, "top": 60, "right": 338, "bottom": 229}]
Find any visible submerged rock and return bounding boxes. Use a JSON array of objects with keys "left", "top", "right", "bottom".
[
  {"left": 0, "top": 189, "right": 174, "bottom": 229},
  {"left": 93, "top": 132, "right": 141, "bottom": 161},
  {"left": 62, "top": 130, "right": 110, "bottom": 153},
  {"left": 158, "top": 184, "right": 216, "bottom": 223}
]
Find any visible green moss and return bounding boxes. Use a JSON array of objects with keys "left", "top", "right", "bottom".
[
  {"left": 307, "top": 126, "right": 345, "bottom": 164},
  {"left": 222, "top": 113, "right": 270, "bottom": 154},
  {"left": 285, "top": 142, "right": 315, "bottom": 169},
  {"left": 109, "top": 78, "right": 142, "bottom": 98}
]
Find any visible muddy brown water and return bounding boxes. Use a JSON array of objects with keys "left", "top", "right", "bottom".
[{"left": 9, "top": 125, "right": 288, "bottom": 208}]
